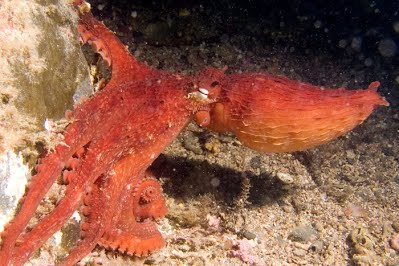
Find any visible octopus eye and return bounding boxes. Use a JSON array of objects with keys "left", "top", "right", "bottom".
[
  {"left": 187, "top": 87, "right": 209, "bottom": 102},
  {"left": 198, "top": 87, "right": 209, "bottom": 96},
  {"left": 210, "top": 81, "right": 220, "bottom": 87}
]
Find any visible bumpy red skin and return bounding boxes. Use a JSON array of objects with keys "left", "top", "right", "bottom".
[
  {"left": 0, "top": 1, "right": 388, "bottom": 265},
  {"left": 0, "top": 7, "right": 193, "bottom": 266}
]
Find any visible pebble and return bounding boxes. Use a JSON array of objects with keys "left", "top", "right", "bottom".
[
  {"left": 178, "top": 244, "right": 191, "bottom": 252},
  {"left": 97, "top": 4, "right": 105, "bottom": 11},
  {"left": 346, "top": 150, "right": 356, "bottom": 160},
  {"left": 204, "top": 138, "right": 221, "bottom": 154},
  {"left": 310, "top": 240, "right": 324, "bottom": 253},
  {"left": 143, "top": 22, "right": 170, "bottom": 43},
  {"left": 350, "top": 227, "right": 374, "bottom": 250},
  {"left": 210, "top": 177, "right": 220, "bottom": 187},
  {"left": 394, "top": 21, "right": 399, "bottom": 33},
  {"left": 242, "top": 230, "right": 257, "bottom": 240},
  {"left": 179, "top": 8, "right": 190, "bottom": 17},
  {"left": 293, "top": 248, "right": 307, "bottom": 257},
  {"left": 351, "top": 36, "right": 362, "bottom": 52},
  {"left": 276, "top": 172, "right": 294, "bottom": 185},
  {"left": 282, "top": 205, "right": 294, "bottom": 213},
  {"left": 182, "top": 133, "right": 202, "bottom": 154},
  {"left": 293, "top": 242, "right": 311, "bottom": 250},
  {"left": 289, "top": 225, "right": 319, "bottom": 242},
  {"left": 393, "top": 221, "right": 399, "bottom": 233},
  {"left": 364, "top": 57, "right": 373, "bottom": 67},
  {"left": 378, "top": 38, "right": 397, "bottom": 57},
  {"left": 314, "top": 20, "right": 322, "bottom": 29},
  {"left": 314, "top": 223, "right": 324, "bottom": 233},
  {"left": 250, "top": 156, "right": 262, "bottom": 169},
  {"left": 338, "top": 39, "right": 348, "bottom": 48}
]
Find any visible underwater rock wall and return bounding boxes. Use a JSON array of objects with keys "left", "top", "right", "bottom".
[{"left": 0, "top": 0, "right": 89, "bottom": 233}]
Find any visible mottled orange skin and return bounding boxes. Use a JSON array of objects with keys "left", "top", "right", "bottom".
[
  {"left": 0, "top": 1, "right": 388, "bottom": 265},
  {"left": 194, "top": 69, "right": 388, "bottom": 152}
]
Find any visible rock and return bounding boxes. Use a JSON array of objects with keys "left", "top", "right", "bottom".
[
  {"left": 0, "top": 0, "right": 89, "bottom": 153},
  {"left": 0, "top": 151, "right": 30, "bottom": 232},
  {"left": 210, "top": 177, "right": 220, "bottom": 187},
  {"left": 293, "top": 248, "right": 307, "bottom": 257},
  {"left": 204, "top": 137, "right": 221, "bottom": 154},
  {"left": 392, "top": 221, "right": 399, "bottom": 233},
  {"left": 310, "top": 240, "right": 324, "bottom": 253},
  {"left": 378, "top": 38, "right": 397, "bottom": 58},
  {"left": 351, "top": 36, "right": 362, "bottom": 52},
  {"left": 346, "top": 150, "right": 356, "bottom": 160},
  {"left": 288, "top": 225, "right": 318, "bottom": 242},
  {"left": 144, "top": 21, "right": 172, "bottom": 44},
  {"left": 182, "top": 131, "right": 203, "bottom": 155},
  {"left": 276, "top": 172, "right": 294, "bottom": 185},
  {"left": 242, "top": 230, "right": 257, "bottom": 240},
  {"left": 349, "top": 227, "right": 379, "bottom": 265},
  {"left": 0, "top": 0, "right": 89, "bottom": 241}
]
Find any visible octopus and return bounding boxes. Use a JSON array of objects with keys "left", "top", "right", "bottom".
[{"left": 0, "top": 1, "right": 388, "bottom": 265}]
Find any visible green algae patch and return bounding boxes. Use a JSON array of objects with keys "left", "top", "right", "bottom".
[{"left": 11, "top": 1, "right": 88, "bottom": 124}]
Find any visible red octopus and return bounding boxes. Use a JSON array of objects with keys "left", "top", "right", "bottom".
[{"left": 0, "top": 1, "right": 388, "bottom": 265}]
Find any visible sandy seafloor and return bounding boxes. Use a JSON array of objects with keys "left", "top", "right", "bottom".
[{"left": 5, "top": 0, "right": 399, "bottom": 265}]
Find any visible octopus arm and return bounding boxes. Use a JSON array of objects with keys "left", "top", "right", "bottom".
[
  {"left": 76, "top": 2, "right": 154, "bottom": 87},
  {"left": 0, "top": 145, "right": 79, "bottom": 265}
]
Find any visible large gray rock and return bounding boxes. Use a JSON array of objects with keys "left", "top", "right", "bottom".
[
  {"left": 0, "top": 0, "right": 89, "bottom": 236},
  {"left": 0, "top": 0, "right": 89, "bottom": 153}
]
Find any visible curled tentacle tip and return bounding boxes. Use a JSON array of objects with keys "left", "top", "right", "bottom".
[
  {"left": 62, "top": 170, "right": 73, "bottom": 184},
  {"left": 65, "top": 109, "right": 74, "bottom": 119},
  {"left": 66, "top": 157, "right": 80, "bottom": 170},
  {"left": 367, "top": 81, "right": 389, "bottom": 106},
  {"left": 368, "top": 81, "right": 380, "bottom": 91},
  {"left": 140, "top": 186, "right": 157, "bottom": 203},
  {"left": 74, "top": 0, "right": 91, "bottom": 14}
]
